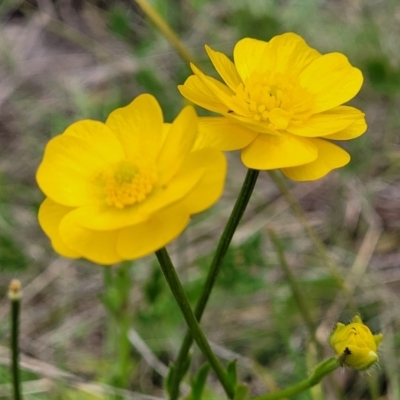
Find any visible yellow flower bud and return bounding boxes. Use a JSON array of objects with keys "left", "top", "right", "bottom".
[{"left": 329, "top": 315, "right": 383, "bottom": 370}]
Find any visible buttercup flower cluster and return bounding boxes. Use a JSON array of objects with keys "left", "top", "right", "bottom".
[
  {"left": 37, "top": 94, "right": 226, "bottom": 264},
  {"left": 37, "top": 32, "right": 367, "bottom": 263},
  {"left": 179, "top": 32, "right": 367, "bottom": 181},
  {"left": 329, "top": 315, "right": 383, "bottom": 370}
]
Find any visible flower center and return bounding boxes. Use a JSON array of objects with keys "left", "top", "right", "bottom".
[
  {"left": 234, "top": 71, "right": 314, "bottom": 132},
  {"left": 103, "top": 161, "right": 158, "bottom": 209}
]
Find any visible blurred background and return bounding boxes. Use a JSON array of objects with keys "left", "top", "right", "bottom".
[{"left": 1, "top": 0, "right": 400, "bottom": 399}]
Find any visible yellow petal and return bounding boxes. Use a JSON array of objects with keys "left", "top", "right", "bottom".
[
  {"left": 288, "top": 106, "right": 365, "bottom": 137},
  {"left": 157, "top": 105, "right": 198, "bottom": 184},
  {"left": 117, "top": 203, "right": 190, "bottom": 259},
  {"left": 190, "top": 64, "right": 249, "bottom": 116},
  {"left": 345, "top": 347, "right": 378, "bottom": 371},
  {"left": 233, "top": 38, "right": 268, "bottom": 81},
  {"left": 178, "top": 75, "right": 228, "bottom": 114},
  {"left": 38, "top": 198, "right": 80, "bottom": 258},
  {"left": 60, "top": 213, "right": 123, "bottom": 265},
  {"left": 281, "top": 139, "right": 350, "bottom": 181},
  {"left": 138, "top": 165, "right": 204, "bottom": 217},
  {"left": 241, "top": 133, "right": 318, "bottom": 170},
  {"left": 225, "top": 112, "right": 280, "bottom": 135},
  {"left": 37, "top": 122, "right": 123, "bottom": 207},
  {"left": 62, "top": 205, "right": 148, "bottom": 231},
  {"left": 180, "top": 148, "right": 227, "bottom": 214},
  {"left": 196, "top": 117, "right": 258, "bottom": 151},
  {"left": 106, "top": 93, "right": 164, "bottom": 162},
  {"left": 300, "top": 53, "right": 363, "bottom": 113},
  {"left": 324, "top": 116, "right": 367, "bottom": 140},
  {"left": 205, "top": 45, "right": 242, "bottom": 91},
  {"left": 260, "top": 32, "right": 320, "bottom": 75}
]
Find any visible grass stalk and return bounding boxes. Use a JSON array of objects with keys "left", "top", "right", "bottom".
[
  {"left": 267, "top": 171, "right": 355, "bottom": 308},
  {"left": 268, "top": 229, "right": 321, "bottom": 352},
  {"left": 133, "top": 0, "right": 195, "bottom": 65},
  {"left": 9, "top": 280, "right": 22, "bottom": 400}
]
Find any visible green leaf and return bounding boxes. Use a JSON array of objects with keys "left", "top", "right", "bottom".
[
  {"left": 226, "top": 359, "right": 237, "bottom": 387},
  {"left": 234, "top": 383, "right": 249, "bottom": 400},
  {"left": 190, "top": 363, "right": 210, "bottom": 400}
]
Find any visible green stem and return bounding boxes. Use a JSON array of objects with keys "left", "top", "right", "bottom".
[
  {"left": 9, "top": 281, "right": 22, "bottom": 400},
  {"left": 169, "top": 169, "right": 259, "bottom": 400},
  {"left": 155, "top": 248, "right": 235, "bottom": 399},
  {"left": 252, "top": 357, "right": 339, "bottom": 400}
]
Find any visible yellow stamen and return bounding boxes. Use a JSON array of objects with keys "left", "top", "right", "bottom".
[
  {"left": 234, "top": 71, "right": 314, "bottom": 132},
  {"left": 103, "top": 161, "right": 158, "bottom": 209}
]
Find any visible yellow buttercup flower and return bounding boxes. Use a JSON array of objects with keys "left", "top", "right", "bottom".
[
  {"left": 37, "top": 94, "right": 226, "bottom": 265},
  {"left": 178, "top": 32, "right": 367, "bottom": 181},
  {"left": 329, "top": 315, "right": 383, "bottom": 370}
]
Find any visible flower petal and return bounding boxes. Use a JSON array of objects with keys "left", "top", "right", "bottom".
[
  {"left": 300, "top": 53, "right": 363, "bottom": 113},
  {"left": 241, "top": 133, "right": 318, "bottom": 170},
  {"left": 106, "top": 94, "right": 164, "bottom": 162},
  {"left": 189, "top": 64, "right": 249, "bottom": 116},
  {"left": 225, "top": 112, "right": 279, "bottom": 134},
  {"left": 324, "top": 115, "right": 367, "bottom": 140},
  {"left": 287, "top": 106, "right": 365, "bottom": 137},
  {"left": 60, "top": 212, "right": 123, "bottom": 265},
  {"left": 180, "top": 148, "right": 226, "bottom": 214},
  {"left": 260, "top": 32, "right": 320, "bottom": 75},
  {"left": 117, "top": 203, "right": 190, "bottom": 259},
  {"left": 281, "top": 139, "right": 350, "bottom": 181},
  {"left": 37, "top": 121, "right": 123, "bottom": 207},
  {"left": 178, "top": 75, "right": 228, "bottom": 114},
  {"left": 233, "top": 38, "right": 268, "bottom": 81},
  {"left": 157, "top": 105, "right": 198, "bottom": 184},
  {"left": 38, "top": 198, "right": 80, "bottom": 258},
  {"left": 196, "top": 117, "right": 258, "bottom": 151},
  {"left": 205, "top": 45, "right": 242, "bottom": 91}
]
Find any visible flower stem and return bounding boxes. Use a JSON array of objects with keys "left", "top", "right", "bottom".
[
  {"left": 133, "top": 0, "right": 196, "bottom": 65},
  {"left": 169, "top": 169, "right": 259, "bottom": 400},
  {"left": 9, "top": 280, "right": 22, "bottom": 400},
  {"left": 252, "top": 357, "right": 339, "bottom": 400},
  {"left": 155, "top": 248, "right": 235, "bottom": 399}
]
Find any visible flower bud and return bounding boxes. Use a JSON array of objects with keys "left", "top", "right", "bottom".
[{"left": 329, "top": 315, "right": 383, "bottom": 370}]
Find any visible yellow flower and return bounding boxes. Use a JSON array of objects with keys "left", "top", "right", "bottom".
[
  {"left": 37, "top": 94, "right": 226, "bottom": 265},
  {"left": 329, "top": 315, "right": 383, "bottom": 370},
  {"left": 178, "top": 32, "right": 367, "bottom": 181}
]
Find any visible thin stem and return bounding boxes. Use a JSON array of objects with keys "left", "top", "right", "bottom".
[
  {"left": 133, "top": 0, "right": 196, "bottom": 65},
  {"left": 9, "top": 280, "right": 22, "bottom": 400},
  {"left": 268, "top": 229, "right": 321, "bottom": 353},
  {"left": 155, "top": 248, "right": 235, "bottom": 399},
  {"left": 252, "top": 357, "right": 339, "bottom": 400},
  {"left": 169, "top": 169, "right": 259, "bottom": 399}
]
